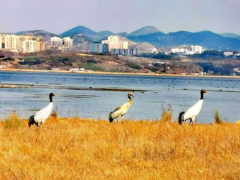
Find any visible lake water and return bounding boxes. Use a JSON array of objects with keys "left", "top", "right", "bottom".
[{"left": 0, "top": 71, "right": 240, "bottom": 123}]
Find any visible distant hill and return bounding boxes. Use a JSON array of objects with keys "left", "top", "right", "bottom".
[
  {"left": 97, "top": 31, "right": 114, "bottom": 39},
  {"left": 129, "top": 26, "right": 161, "bottom": 37},
  {"left": 61, "top": 26, "right": 99, "bottom": 41},
  {"left": 15, "top": 30, "right": 58, "bottom": 41},
  {"left": 72, "top": 34, "right": 92, "bottom": 51},
  {"left": 222, "top": 33, "right": 240, "bottom": 39},
  {"left": 61, "top": 26, "right": 138, "bottom": 47},
  {"left": 118, "top": 36, "right": 137, "bottom": 47},
  {"left": 15, "top": 31, "right": 27, "bottom": 35},
  {"left": 117, "top": 32, "right": 129, "bottom": 37},
  {"left": 128, "top": 31, "right": 240, "bottom": 50},
  {"left": 14, "top": 26, "right": 240, "bottom": 51},
  {"left": 131, "top": 42, "right": 157, "bottom": 53}
]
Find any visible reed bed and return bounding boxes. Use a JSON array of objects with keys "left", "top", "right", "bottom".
[{"left": 0, "top": 114, "right": 240, "bottom": 179}]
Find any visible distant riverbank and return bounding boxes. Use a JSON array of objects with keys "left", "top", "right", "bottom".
[{"left": 1, "top": 68, "right": 240, "bottom": 79}]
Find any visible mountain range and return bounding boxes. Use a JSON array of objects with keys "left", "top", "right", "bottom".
[
  {"left": 16, "top": 26, "right": 240, "bottom": 51},
  {"left": 16, "top": 30, "right": 58, "bottom": 42}
]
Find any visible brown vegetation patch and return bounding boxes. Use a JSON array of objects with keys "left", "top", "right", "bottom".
[{"left": 0, "top": 116, "right": 240, "bottom": 179}]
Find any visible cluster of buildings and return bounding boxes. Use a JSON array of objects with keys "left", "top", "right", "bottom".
[
  {"left": 0, "top": 34, "right": 74, "bottom": 56},
  {"left": 171, "top": 45, "right": 204, "bottom": 55},
  {"left": 91, "top": 35, "right": 139, "bottom": 55},
  {"left": 224, "top": 51, "right": 240, "bottom": 57},
  {"left": 92, "top": 36, "right": 206, "bottom": 56},
  {"left": 50, "top": 37, "right": 73, "bottom": 50},
  {"left": 0, "top": 34, "right": 45, "bottom": 54}
]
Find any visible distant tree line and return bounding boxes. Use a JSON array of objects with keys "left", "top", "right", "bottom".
[{"left": 196, "top": 62, "right": 237, "bottom": 75}]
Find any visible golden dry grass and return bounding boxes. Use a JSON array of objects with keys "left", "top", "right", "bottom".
[{"left": 1, "top": 115, "right": 240, "bottom": 179}]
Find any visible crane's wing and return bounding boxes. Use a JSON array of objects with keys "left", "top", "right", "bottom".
[
  {"left": 112, "top": 106, "right": 124, "bottom": 119},
  {"left": 34, "top": 103, "right": 53, "bottom": 122},
  {"left": 184, "top": 100, "right": 203, "bottom": 119}
]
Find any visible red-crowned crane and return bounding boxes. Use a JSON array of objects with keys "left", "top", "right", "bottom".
[
  {"left": 178, "top": 89, "right": 208, "bottom": 125},
  {"left": 29, "top": 93, "right": 56, "bottom": 127},
  {"left": 109, "top": 92, "right": 134, "bottom": 123}
]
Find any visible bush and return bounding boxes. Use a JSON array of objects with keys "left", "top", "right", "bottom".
[
  {"left": 160, "top": 105, "right": 172, "bottom": 122},
  {"left": 87, "top": 60, "right": 97, "bottom": 64},
  {"left": 214, "top": 109, "right": 223, "bottom": 124},
  {"left": 5, "top": 112, "right": 22, "bottom": 129},
  {"left": 126, "top": 61, "right": 142, "bottom": 70}
]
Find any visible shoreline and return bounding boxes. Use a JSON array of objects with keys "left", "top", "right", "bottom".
[{"left": 0, "top": 68, "right": 240, "bottom": 79}]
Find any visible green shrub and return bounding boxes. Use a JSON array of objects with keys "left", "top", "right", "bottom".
[
  {"left": 126, "top": 61, "right": 142, "bottom": 70},
  {"left": 87, "top": 60, "right": 97, "bottom": 64}
]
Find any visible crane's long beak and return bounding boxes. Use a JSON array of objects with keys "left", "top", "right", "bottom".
[
  {"left": 205, "top": 91, "right": 208, "bottom": 93},
  {"left": 54, "top": 94, "right": 57, "bottom": 96}
]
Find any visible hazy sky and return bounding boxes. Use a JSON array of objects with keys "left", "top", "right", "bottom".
[{"left": 0, "top": 0, "right": 239, "bottom": 35}]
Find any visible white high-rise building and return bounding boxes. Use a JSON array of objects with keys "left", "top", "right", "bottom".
[
  {"left": 224, "top": 51, "right": 233, "bottom": 56},
  {"left": 50, "top": 37, "right": 63, "bottom": 47},
  {"left": 171, "top": 48, "right": 187, "bottom": 53},
  {"left": 191, "top": 45, "right": 204, "bottom": 54},
  {"left": 23, "top": 40, "right": 37, "bottom": 53},
  {"left": 102, "top": 35, "right": 128, "bottom": 51},
  {"left": 63, "top": 37, "right": 73, "bottom": 48},
  {"left": 3, "top": 34, "right": 19, "bottom": 49}
]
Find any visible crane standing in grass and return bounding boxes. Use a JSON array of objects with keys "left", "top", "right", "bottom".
[
  {"left": 178, "top": 89, "right": 208, "bottom": 125},
  {"left": 109, "top": 92, "right": 134, "bottom": 123},
  {"left": 29, "top": 93, "right": 56, "bottom": 127}
]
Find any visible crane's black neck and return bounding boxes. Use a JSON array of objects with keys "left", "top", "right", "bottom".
[
  {"left": 49, "top": 95, "right": 53, "bottom": 102},
  {"left": 200, "top": 91, "right": 204, "bottom": 100},
  {"left": 128, "top": 94, "right": 132, "bottom": 100}
]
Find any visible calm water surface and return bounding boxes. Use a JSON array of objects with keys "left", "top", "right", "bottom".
[{"left": 0, "top": 71, "right": 240, "bottom": 123}]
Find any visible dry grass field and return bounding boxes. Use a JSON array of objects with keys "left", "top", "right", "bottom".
[{"left": 1, "top": 112, "right": 240, "bottom": 180}]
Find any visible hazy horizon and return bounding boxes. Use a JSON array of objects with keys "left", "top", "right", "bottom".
[{"left": 0, "top": 0, "right": 239, "bottom": 35}]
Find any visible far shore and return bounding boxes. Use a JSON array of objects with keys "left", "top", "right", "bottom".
[{"left": 1, "top": 68, "right": 240, "bottom": 79}]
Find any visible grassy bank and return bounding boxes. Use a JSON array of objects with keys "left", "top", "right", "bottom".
[{"left": 0, "top": 115, "right": 240, "bottom": 179}]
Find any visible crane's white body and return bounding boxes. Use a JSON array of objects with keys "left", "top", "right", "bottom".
[
  {"left": 183, "top": 99, "right": 203, "bottom": 123},
  {"left": 34, "top": 102, "right": 53, "bottom": 123},
  {"left": 112, "top": 100, "right": 132, "bottom": 119}
]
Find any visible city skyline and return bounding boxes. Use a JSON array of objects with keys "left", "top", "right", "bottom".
[{"left": 0, "top": 0, "right": 239, "bottom": 35}]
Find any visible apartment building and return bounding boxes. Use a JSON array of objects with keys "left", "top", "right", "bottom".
[
  {"left": 0, "top": 35, "right": 2, "bottom": 49},
  {"left": 91, "top": 42, "right": 103, "bottom": 53},
  {"left": 224, "top": 51, "right": 233, "bottom": 56},
  {"left": 0, "top": 34, "right": 45, "bottom": 53},
  {"left": 171, "top": 45, "right": 204, "bottom": 55},
  {"left": 191, "top": 45, "right": 204, "bottom": 54},
  {"left": 63, "top": 37, "right": 73, "bottom": 48},
  {"left": 51, "top": 37, "right": 63, "bottom": 47},
  {"left": 3, "top": 35, "right": 19, "bottom": 49},
  {"left": 50, "top": 36, "right": 73, "bottom": 50},
  {"left": 36, "top": 41, "right": 45, "bottom": 52},
  {"left": 102, "top": 35, "right": 128, "bottom": 51}
]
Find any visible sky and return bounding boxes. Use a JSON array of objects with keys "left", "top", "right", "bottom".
[{"left": 0, "top": 0, "right": 239, "bottom": 35}]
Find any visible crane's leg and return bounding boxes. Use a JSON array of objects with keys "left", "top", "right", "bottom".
[
  {"left": 192, "top": 117, "right": 195, "bottom": 125},
  {"left": 116, "top": 116, "right": 120, "bottom": 123},
  {"left": 121, "top": 115, "right": 124, "bottom": 123},
  {"left": 39, "top": 122, "right": 44, "bottom": 131}
]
